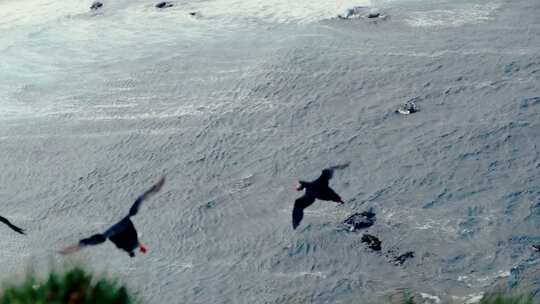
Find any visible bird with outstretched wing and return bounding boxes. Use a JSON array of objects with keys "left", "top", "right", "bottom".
[
  {"left": 60, "top": 176, "right": 165, "bottom": 257},
  {"left": 293, "top": 162, "right": 350, "bottom": 229},
  {"left": 0, "top": 216, "right": 25, "bottom": 235}
]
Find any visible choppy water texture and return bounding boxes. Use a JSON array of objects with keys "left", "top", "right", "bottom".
[{"left": 0, "top": 0, "right": 539, "bottom": 303}]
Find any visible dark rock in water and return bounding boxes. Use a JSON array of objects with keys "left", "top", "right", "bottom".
[
  {"left": 204, "top": 200, "right": 217, "bottom": 209},
  {"left": 361, "top": 234, "right": 381, "bottom": 251},
  {"left": 90, "top": 1, "right": 103, "bottom": 10},
  {"left": 367, "top": 9, "right": 381, "bottom": 18},
  {"left": 156, "top": 1, "right": 173, "bottom": 8},
  {"left": 521, "top": 96, "right": 540, "bottom": 109},
  {"left": 396, "top": 101, "right": 418, "bottom": 115},
  {"left": 360, "top": 210, "right": 375, "bottom": 219},
  {"left": 343, "top": 211, "right": 375, "bottom": 231},
  {"left": 189, "top": 11, "right": 203, "bottom": 18},
  {"left": 394, "top": 251, "right": 415, "bottom": 265},
  {"left": 338, "top": 6, "right": 364, "bottom": 19},
  {"left": 338, "top": 7, "right": 385, "bottom": 20}
]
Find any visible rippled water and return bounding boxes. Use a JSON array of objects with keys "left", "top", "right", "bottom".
[{"left": 0, "top": 0, "right": 539, "bottom": 303}]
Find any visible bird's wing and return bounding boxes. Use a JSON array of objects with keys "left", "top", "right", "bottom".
[
  {"left": 327, "top": 161, "right": 351, "bottom": 171},
  {"left": 315, "top": 169, "right": 333, "bottom": 185},
  {"left": 292, "top": 195, "right": 315, "bottom": 230},
  {"left": 326, "top": 186, "right": 344, "bottom": 203},
  {"left": 58, "top": 233, "right": 107, "bottom": 255},
  {"left": 0, "top": 216, "right": 25, "bottom": 235},
  {"left": 59, "top": 215, "right": 134, "bottom": 255},
  {"left": 315, "top": 162, "right": 350, "bottom": 185},
  {"left": 80, "top": 233, "right": 108, "bottom": 246},
  {"left": 128, "top": 176, "right": 165, "bottom": 217}
]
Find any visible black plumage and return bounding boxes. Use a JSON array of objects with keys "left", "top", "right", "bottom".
[
  {"left": 60, "top": 177, "right": 165, "bottom": 257},
  {"left": 0, "top": 216, "right": 25, "bottom": 235},
  {"left": 292, "top": 163, "right": 349, "bottom": 229}
]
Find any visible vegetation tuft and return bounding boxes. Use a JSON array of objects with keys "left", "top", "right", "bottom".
[
  {"left": 0, "top": 266, "right": 135, "bottom": 304},
  {"left": 479, "top": 295, "right": 534, "bottom": 304}
]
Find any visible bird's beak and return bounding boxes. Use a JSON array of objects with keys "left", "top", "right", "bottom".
[{"left": 139, "top": 244, "right": 148, "bottom": 254}]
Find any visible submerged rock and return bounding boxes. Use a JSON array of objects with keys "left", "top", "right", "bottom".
[
  {"left": 367, "top": 8, "right": 381, "bottom": 18},
  {"left": 204, "top": 200, "right": 217, "bottom": 209},
  {"left": 396, "top": 101, "right": 418, "bottom": 115},
  {"left": 361, "top": 234, "right": 382, "bottom": 251},
  {"left": 156, "top": 1, "right": 173, "bottom": 8},
  {"left": 343, "top": 210, "right": 375, "bottom": 231},
  {"left": 90, "top": 1, "right": 103, "bottom": 10},
  {"left": 394, "top": 251, "right": 415, "bottom": 265},
  {"left": 338, "top": 7, "right": 386, "bottom": 20}
]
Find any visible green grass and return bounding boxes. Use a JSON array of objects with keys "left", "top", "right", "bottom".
[
  {"left": 0, "top": 267, "right": 135, "bottom": 304},
  {"left": 401, "top": 294, "right": 535, "bottom": 304},
  {"left": 479, "top": 295, "right": 535, "bottom": 304},
  {"left": 0, "top": 266, "right": 536, "bottom": 304},
  {"left": 387, "top": 295, "right": 536, "bottom": 304}
]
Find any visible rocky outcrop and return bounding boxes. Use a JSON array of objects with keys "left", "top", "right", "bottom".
[
  {"left": 156, "top": 2, "right": 173, "bottom": 8},
  {"left": 396, "top": 101, "right": 418, "bottom": 115},
  {"left": 343, "top": 210, "right": 375, "bottom": 231},
  {"left": 90, "top": 1, "right": 103, "bottom": 10},
  {"left": 394, "top": 251, "right": 415, "bottom": 265},
  {"left": 338, "top": 7, "right": 386, "bottom": 20},
  {"left": 362, "top": 234, "right": 382, "bottom": 251}
]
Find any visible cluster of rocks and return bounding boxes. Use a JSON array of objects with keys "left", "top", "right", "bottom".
[
  {"left": 155, "top": 1, "right": 173, "bottom": 9},
  {"left": 90, "top": 1, "right": 103, "bottom": 10},
  {"left": 90, "top": 1, "right": 201, "bottom": 17},
  {"left": 396, "top": 100, "right": 418, "bottom": 115},
  {"left": 361, "top": 234, "right": 381, "bottom": 251},
  {"left": 341, "top": 210, "right": 415, "bottom": 265},
  {"left": 393, "top": 251, "right": 415, "bottom": 265},
  {"left": 337, "top": 7, "right": 387, "bottom": 20},
  {"left": 343, "top": 210, "right": 375, "bottom": 231}
]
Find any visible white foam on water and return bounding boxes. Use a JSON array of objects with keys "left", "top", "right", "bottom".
[
  {"left": 0, "top": 0, "right": 86, "bottom": 29},
  {"left": 497, "top": 270, "right": 510, "bottom": 278},
  {"left": 198, "top": 0, "right": 372, "bottom": 24},
  {"left": 405, "top": 3, "right": 500, "bottom": 27},
  {"left": 420, "top": 293, "right": 441, "bottom": 303},
  {"left": 0, "top": 0, "right": 505, "bottom": 121},
  {"left": 273, "top": 271, "right": 327, "bottom": 279},
  {"left": 451, "top": 293, "right": 485, "bottom": 304},
  {"left": 465, "top": 293, "right": 485, "bottom": 304}
]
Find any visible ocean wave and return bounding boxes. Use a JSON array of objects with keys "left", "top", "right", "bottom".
[
  {"left": 405, "top": 3, "right": 500, "bottom": 27},
  {"left": 197, "top": 0, "right": 372, "bottom": 24}
]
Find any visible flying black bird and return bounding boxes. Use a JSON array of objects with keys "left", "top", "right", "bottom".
[
  {"left": 59, "top": 177, "right": 165, "bottom": 257},
  {"left": 0, "top": 216, "right": 25, "bottom": 235},
  {"left": 292, "top": 162, "right": 350, "bottom": 229}
]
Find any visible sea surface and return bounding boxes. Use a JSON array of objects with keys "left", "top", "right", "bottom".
[{"left": 0, "top": 0, "right": 539, "bottom": 303}]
